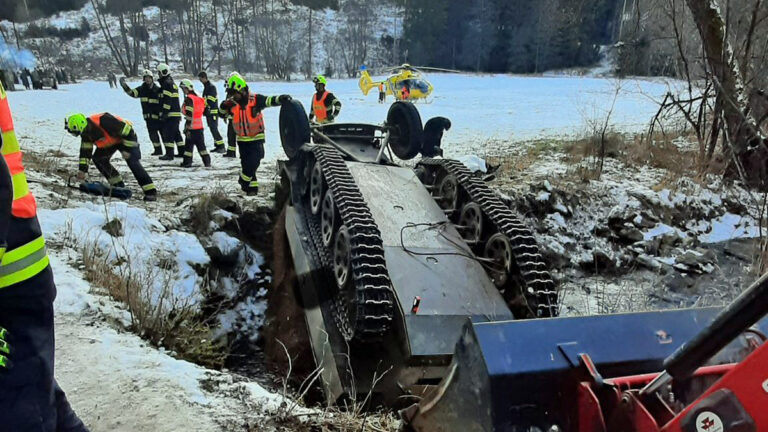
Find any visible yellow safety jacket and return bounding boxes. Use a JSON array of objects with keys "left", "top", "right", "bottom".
[{"left": 0, "top": 82, "right": 49, "bottom": 289}]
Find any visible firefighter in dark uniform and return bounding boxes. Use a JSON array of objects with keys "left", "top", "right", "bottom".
[
  {"left": 65, "top": 112, "right": 158, "bottom": 201},
  {"left": 180, "top": 79, "right": 211, "bottom": 168},
  {"left": 120, "top": 69, "right": 164, "bottom": 156},
  {"left": 0, "top": 82, "right": 89, "bottom": 432},
  {"left": 197, "top": 71, "right": 225, "bottom": 154},
  {"left": 220, "top": 75, "right": 238, "bottom": 158},
  {"left": 221, "top": 73, "right": 291, "bottom": 195},
  {"left": 156, "top": 63, "right": 184, "bottom": 160},
  {"left": 308, "top": 75, "right": 342, "bottom": 124}
]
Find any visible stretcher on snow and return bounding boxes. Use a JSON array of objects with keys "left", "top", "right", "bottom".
[{"left": 67, "top": 175, "right": 132, "bottom": 200}]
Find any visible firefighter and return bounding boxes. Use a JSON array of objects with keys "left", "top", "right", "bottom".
[
  {"left": 156, "top": 63, "right": 184, "bottom": 160},
  {"left": 0, "top": 82, "right": 89, "bottom": 431},
  {"left": 120, "top": 69, "right": 164, "bottom": 156},
  {"left": 65, "top": 112, "right": 158, "bottom": 201},
  {"left": 378, "top": 82, "right": 386, "bottom": 103},
  {"left": 197, "top": 71, "right": 225, "bottom": 153},
  {"left": 422, "top": 116, "right": 451, "bottom": 157},
  {"left": 308, "top": 75, "right": 341, "bottom": 124},
  {"left": 220, "top": 78, "right": 238, "bottom": 158},
  {"left": 401, "top": 84, "right": 410, "bottom": 101},
  {"left": 221, "top": 73, "right": 291, "bottom": 195},
  {"left": 179, "top": 79, "right": 211, "bottom": 168}
]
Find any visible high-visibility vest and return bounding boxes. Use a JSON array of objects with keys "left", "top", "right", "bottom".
[
  {"left": 402, "top": 87, "right": 410, "bottom": 100},
  {"left": 0, "top": 82, "right": 50, "bottom": 290},
  {"left": 312, "top": 91, "right": 329, "bottom": 123},
  {"left": 89, "top": 114, "right": 126, "bottom": 148},
  {"left": 183, "top": 94, "right": 205, "bottom": 130},
  {"left": 0, "top": 84, "right": 37, "bottom": 219},
  {"left": 231, "top": 95, "right": 265, "bottom": 142}
]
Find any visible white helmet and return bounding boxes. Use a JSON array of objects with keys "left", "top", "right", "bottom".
[
  {"left": 142, "top": 69, "right": 153, "bottom": 78},
  {"left": 157, "top": 63, "right": 170, "bottom": 77}
]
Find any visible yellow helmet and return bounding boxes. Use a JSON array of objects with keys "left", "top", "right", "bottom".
[
  {"left": 226, "top": 73, "right": 247, "bottom": 92},
  {"left": 157, "top": 63, "right": 170, "bottom": 77},
  {"left": 65, "top": 114, "right": 87, "bottom": 135},
  {"left": 313, "top": 75, "right": 327, "bottom": 85},
  {"left": 179, "top": 79, "right": 194, "bottom": 91}
]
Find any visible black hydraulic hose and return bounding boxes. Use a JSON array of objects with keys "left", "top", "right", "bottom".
[{"left": 664, "top": 272, "right": 768, "bottom": 381}]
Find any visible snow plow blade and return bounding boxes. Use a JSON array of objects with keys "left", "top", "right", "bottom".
[{"left": 402, "top": 307, "right": 768, "bottom": 432}]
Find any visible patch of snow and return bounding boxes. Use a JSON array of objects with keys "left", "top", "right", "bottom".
[
  {"left": 537, "top": 191, "right": 551, "bottom": 202},
  {"left": 211, "top": 231, "right": 242, "bottom": 255},
  {"left": 699, "top": 213, "right": 761, "bottom": 243},
  {"left": 457, "top": 155, "right": 488, "bottom": 173}
]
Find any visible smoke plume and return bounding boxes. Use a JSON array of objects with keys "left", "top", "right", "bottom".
[{"left": 0, "top": 34, "right": 37, "bottom": 70}]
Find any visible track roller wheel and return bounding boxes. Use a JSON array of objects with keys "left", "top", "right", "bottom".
[
  {"left": 485, "top": 233, "right": 513, "bottom": 288},
  {"left": 333, "top": 225, "right": 352, "bottom": 289},
  {"left": 437, "top": 174, "right": 459, "bottom": 211},
  {"left": 459, "top": 202, "right": 483, "bottom": 244},
  {"left": 320, "top": 190, "right": 337, "bottom": 247},
  {"left": 309, "top": 161, "right": 324, "bottom": 215}
]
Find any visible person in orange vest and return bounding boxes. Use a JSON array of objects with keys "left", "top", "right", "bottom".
[
  {"left": 221, "top": 73, "right": 291, "bottom": 195},
  {"left": 308, "top": 75, "right": 341, "bottom": 124},
  {"left": 179, "top": 79, "right": 211, "bottom": 168},
  {"left": 0, "top": 82, "right": 89, "bottom": 431},
  {"left": 401, "top": 83, "right": 411, "bottom": 101},
  {"left": 378, "top": 82, "right": 386, "bottom": 103},
  {"left": 65, "top": 112, "right": 158, "bottom": 201}
]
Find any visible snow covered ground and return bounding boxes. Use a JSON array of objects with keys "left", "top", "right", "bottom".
[
  {"left": 6, "top": 74, "right": 679, "bottom": 167},
  {"left": 5, "top": 74, "right": 756, "bottom": 430}
]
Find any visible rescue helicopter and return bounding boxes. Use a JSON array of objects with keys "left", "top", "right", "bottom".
[{"left": 358, "top": 64, "right": 458, "bottom": 102}]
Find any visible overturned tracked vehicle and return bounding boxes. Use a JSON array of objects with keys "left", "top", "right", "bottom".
[{"left": 268, "top": 100, "right": 557, "bottom": 405}]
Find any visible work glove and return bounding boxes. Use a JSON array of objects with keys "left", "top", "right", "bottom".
[
  {"left": 77, "top": 171, "right": 87, "bottom": 181},
  {"left": 0, "top": 327, "right": 11, "bottom": 373},
  {"left": 327, "top": 114, "right": 335, "bottom": 122},
  {"left": 278, "top": 94, "right": 292, "bottom": 104}
]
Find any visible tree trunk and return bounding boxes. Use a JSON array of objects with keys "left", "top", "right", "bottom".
[
  {"left": 11, "top": 22, "right": 21, "bottom": 50},
  {"left": 685, "top": 0, "right": 763, "bottom": 154},
  {"left": 685, "top": 0, "right": 768, "bottom": 186},
  {"left": 160, "top": 8, "right": 169, "bottom": 64},
  {"left": 307, "top": 8, "right": 312, "bottom": 78}
]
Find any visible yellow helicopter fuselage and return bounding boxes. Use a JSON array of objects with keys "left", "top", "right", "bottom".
[{"left": 359, "top": 68, "right": 434, "bottom": 101}]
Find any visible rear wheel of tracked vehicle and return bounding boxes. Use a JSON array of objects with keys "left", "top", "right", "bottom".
[
  {"left": 459, "top": 202, "right": 483, "bottom": 245},
  {"left": 387, "top": 101, "right": 423, "bottom": 161},
  {"left": 279, "top": 100, "right": 311, "bottom": 159}
]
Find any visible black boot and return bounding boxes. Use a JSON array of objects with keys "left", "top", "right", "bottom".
[
  {"left": 202, "top": 155, "right": 212, "bottom": 168},
  {"left": 151, "top": 147, "right": 163, "bottom": 156},
  {"left": 159, "top": 154, "right": 174, "bottom": 161},
  {"left": 143, "top": 193, "right": 157, "bottom": 202},
  {"left": 223, "top": 151, "right": 236, "bottom": 158},
  {"left": 213, "top": 145, "right": 226, "bottom": 154},
  {"left": 180, "top": 156, "right": 193, "bottom": 168}
]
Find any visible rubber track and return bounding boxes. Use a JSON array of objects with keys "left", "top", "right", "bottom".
[
  {"left": 418, "top": 158, "right": 558, "bottom": 317},
  {"left": 307, "top": 145, "right": 395, "bottom": 341}
]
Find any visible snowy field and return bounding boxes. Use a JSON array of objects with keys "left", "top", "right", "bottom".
[{"left": 6, "top": 74, "right": 679, "bottom": 164}]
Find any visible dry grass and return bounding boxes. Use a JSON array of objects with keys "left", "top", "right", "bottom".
[
  {"left": 80, "top": 238, "right": 228, "bottom": 368},
  {"left": 188, "top": 189, "right": 234, "bottom": 235},
  {"left": 23, "top": 148, "right": 69, "bottom": 178},
  {"left": 485, "top": 139, "right": 563, "bottom": 174}
]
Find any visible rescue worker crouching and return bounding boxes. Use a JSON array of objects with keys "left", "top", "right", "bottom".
[
  {"left": 308, "top": 75, "right": 341, "bottom": 124},
  {"left": 197, "top": 71, "right": 226, "bottom": 153},
  {"left": 0, "top": 82, "right": 89, "bottom": 432},
  {"left": 120, "top": 69, "right": 164, "bottom": 156},
  {"left": 179, "top": 79, "right": 211, "bottom": 168},
  {"left": 156, "top": 63, "right": 184, "bottom": 160},
  {"left": 65, "top": 112, "right": 158, "bottom": 201},
  {"left": 221, "top": 73, "right": 291, "bottom": 195}
]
